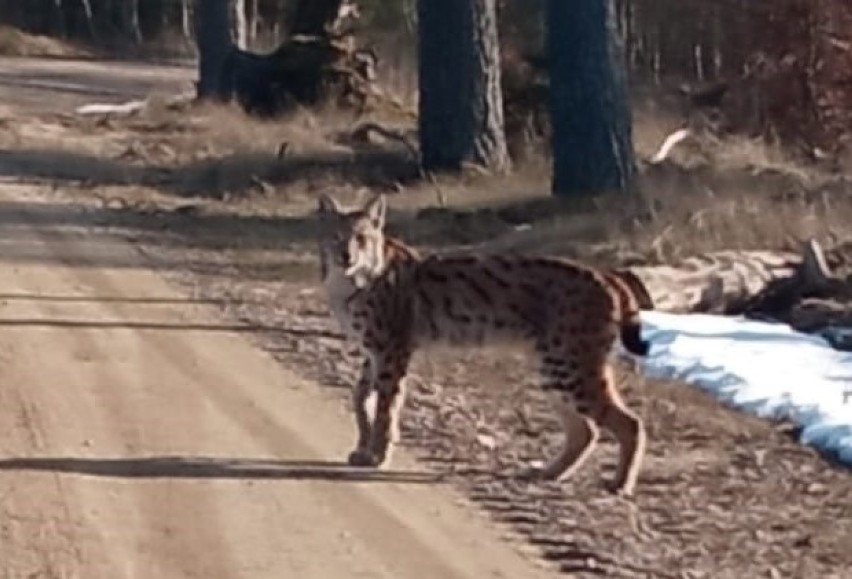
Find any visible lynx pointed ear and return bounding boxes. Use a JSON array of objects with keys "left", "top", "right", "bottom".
[
  {"left": 363, "top": 194, "right": 387, "bottom": 228},
  {"left": 317, "top": 193, "right": 342, "bottom": 215}
]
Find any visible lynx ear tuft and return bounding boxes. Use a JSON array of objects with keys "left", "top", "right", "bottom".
[{"left": 318, "top": 193, "right": 342, "bottom": 214}]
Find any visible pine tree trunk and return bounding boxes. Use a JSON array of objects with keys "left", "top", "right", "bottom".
[
  {"left": 418, "top": 0, "right": 510, "bottom": 172},
  {"left": 548, "top": 0, "right": 636, "bottom": 196},
  {"left": 195, "top": 0, "right": 234, "bottom": 101}
]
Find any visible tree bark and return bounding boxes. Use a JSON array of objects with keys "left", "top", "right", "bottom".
[
  {"left": 418, "top": 0, "right": 510, "bottom": 172},
  {"left": 195, "top": 0, "right": 234, "bottom": 101},
  {"left": 548, "top": 0, "right": 637, "bottom": 196}
]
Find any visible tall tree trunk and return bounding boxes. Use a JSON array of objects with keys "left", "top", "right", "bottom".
[
  {"left": 196, "top": 0, "right": 234, "bottom": 101},
  {"left": 231, "top": 0, "right": 248, "bottom": 50},
  {"left": 181, "top": 0, "right": 193, "bottom": 42},
  {"left": 548, "top": 0, "right": 636, "bottom": 196},
  {"left": 418, "top": 0, "right": 510, "bottom": 172},
  {"left": 120, "top": 0, "right": 143, "bottom": 44},
  {"left": 79, "top": 0, "right": 96, "bottom": 39}
]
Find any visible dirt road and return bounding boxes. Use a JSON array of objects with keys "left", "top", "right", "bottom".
[
  {"left": 0, "top": 55, "right": 192, "bottom": 114},
  {"left": 2, "top": 53, "right": 851, "bottom": 579},
  {"left": 0, "top": 187, "right": 556, "bottom": 578}
]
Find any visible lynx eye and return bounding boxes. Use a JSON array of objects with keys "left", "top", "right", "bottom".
[{"left": 354, "top": 233, "right": 367, "bottom": 246}]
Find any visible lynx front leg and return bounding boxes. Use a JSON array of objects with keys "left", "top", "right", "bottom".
[
  {"left": 347, "top": 357, "right": 376, "bottom": 467},
  {"left": 367, "top": 349, "right": 411, "bottom": 468}
]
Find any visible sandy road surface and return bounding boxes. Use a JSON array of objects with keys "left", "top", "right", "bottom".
[
  {"left": 0, "top": 187, "right": 557, "bottom": 578},
  {"left": 0, "top": 55, "right": 192, "bottom": 114}
]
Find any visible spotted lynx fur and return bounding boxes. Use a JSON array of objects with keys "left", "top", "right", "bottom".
[{"left": 317, "top": 193, "right": 652, "bottom": 496}]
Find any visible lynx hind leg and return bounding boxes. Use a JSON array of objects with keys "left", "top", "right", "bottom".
[
  {"left": 525, "top": 393, "right": 600, "bottom": 482},
  {"left": 595, "top": 366, "right": 646, "bottom": 497},
  {"left": 522, "top": 349, "right": 600, "bottom": 481},
  {"left": 347, "top": 358, "right": 376, "bottom": 467},
  {"left": 531, "top": 346, "right": 646, "bottom": 496}
]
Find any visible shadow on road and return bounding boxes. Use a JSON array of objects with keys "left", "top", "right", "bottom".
[
  {"left": 0, "top": 197, "right": 321, "bottom": 278},
  {"left": 0, "top": 455, "right": 443, "bottom": 484},
  {"left": 0, "top": 317, "right": 344, "bottom": 340},
  {"left": 0, "top": 292, "right": 225, "bottom": 305},
  {"left": 0, "top": 147, "right": 419, "bottom": 199}
]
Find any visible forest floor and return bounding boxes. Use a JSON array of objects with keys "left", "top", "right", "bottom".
[{"left": 0, "top": 54, "right": 850, "bottom": 579}]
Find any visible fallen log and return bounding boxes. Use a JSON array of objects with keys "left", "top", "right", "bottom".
[
  {"left": 628, "top": 239, "right": 837, "bottom": 315},
  {"left": 629, "top": 249, "right": 801, "bottom": 314},
  {"left": 627, "top": 239, "right": 852, "bottom": 350}
]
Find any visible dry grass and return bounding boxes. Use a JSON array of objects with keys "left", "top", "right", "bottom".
[
  {"left": 0, "top": 25, "right": 88, "bottom": 58},
  {"left": 5, "top": 89, "right": 850, "bottom": 271},
  {"left": 0, "top": 100, "right": 420, "bottom": 201}
]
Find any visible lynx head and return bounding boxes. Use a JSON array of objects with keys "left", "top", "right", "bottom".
[{"left": 316, "top": 192, "right": 388, "bottom": 288}]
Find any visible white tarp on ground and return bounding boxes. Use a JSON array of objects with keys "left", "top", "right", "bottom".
[{"left": 639, "top": 311, "right": 852, "bottom": 465}]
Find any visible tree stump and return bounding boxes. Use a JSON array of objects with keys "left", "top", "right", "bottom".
[
  {"left": 199, "top": 0, "right": 380, "bottom": 117},
  {"left": 220, "top": 35, "right": 378, "bottom": 117}
]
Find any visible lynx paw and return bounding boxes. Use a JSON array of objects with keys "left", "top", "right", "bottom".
[
  {"left": 605, "top": 480, "right": 635, "bottom": 498},
  {"left": 347, "top": 449, "right": 378, "bottom": 467}
]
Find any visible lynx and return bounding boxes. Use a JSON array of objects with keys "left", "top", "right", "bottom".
[{"left": 316, "top": 193, "right": 651, "bottom": 496}]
